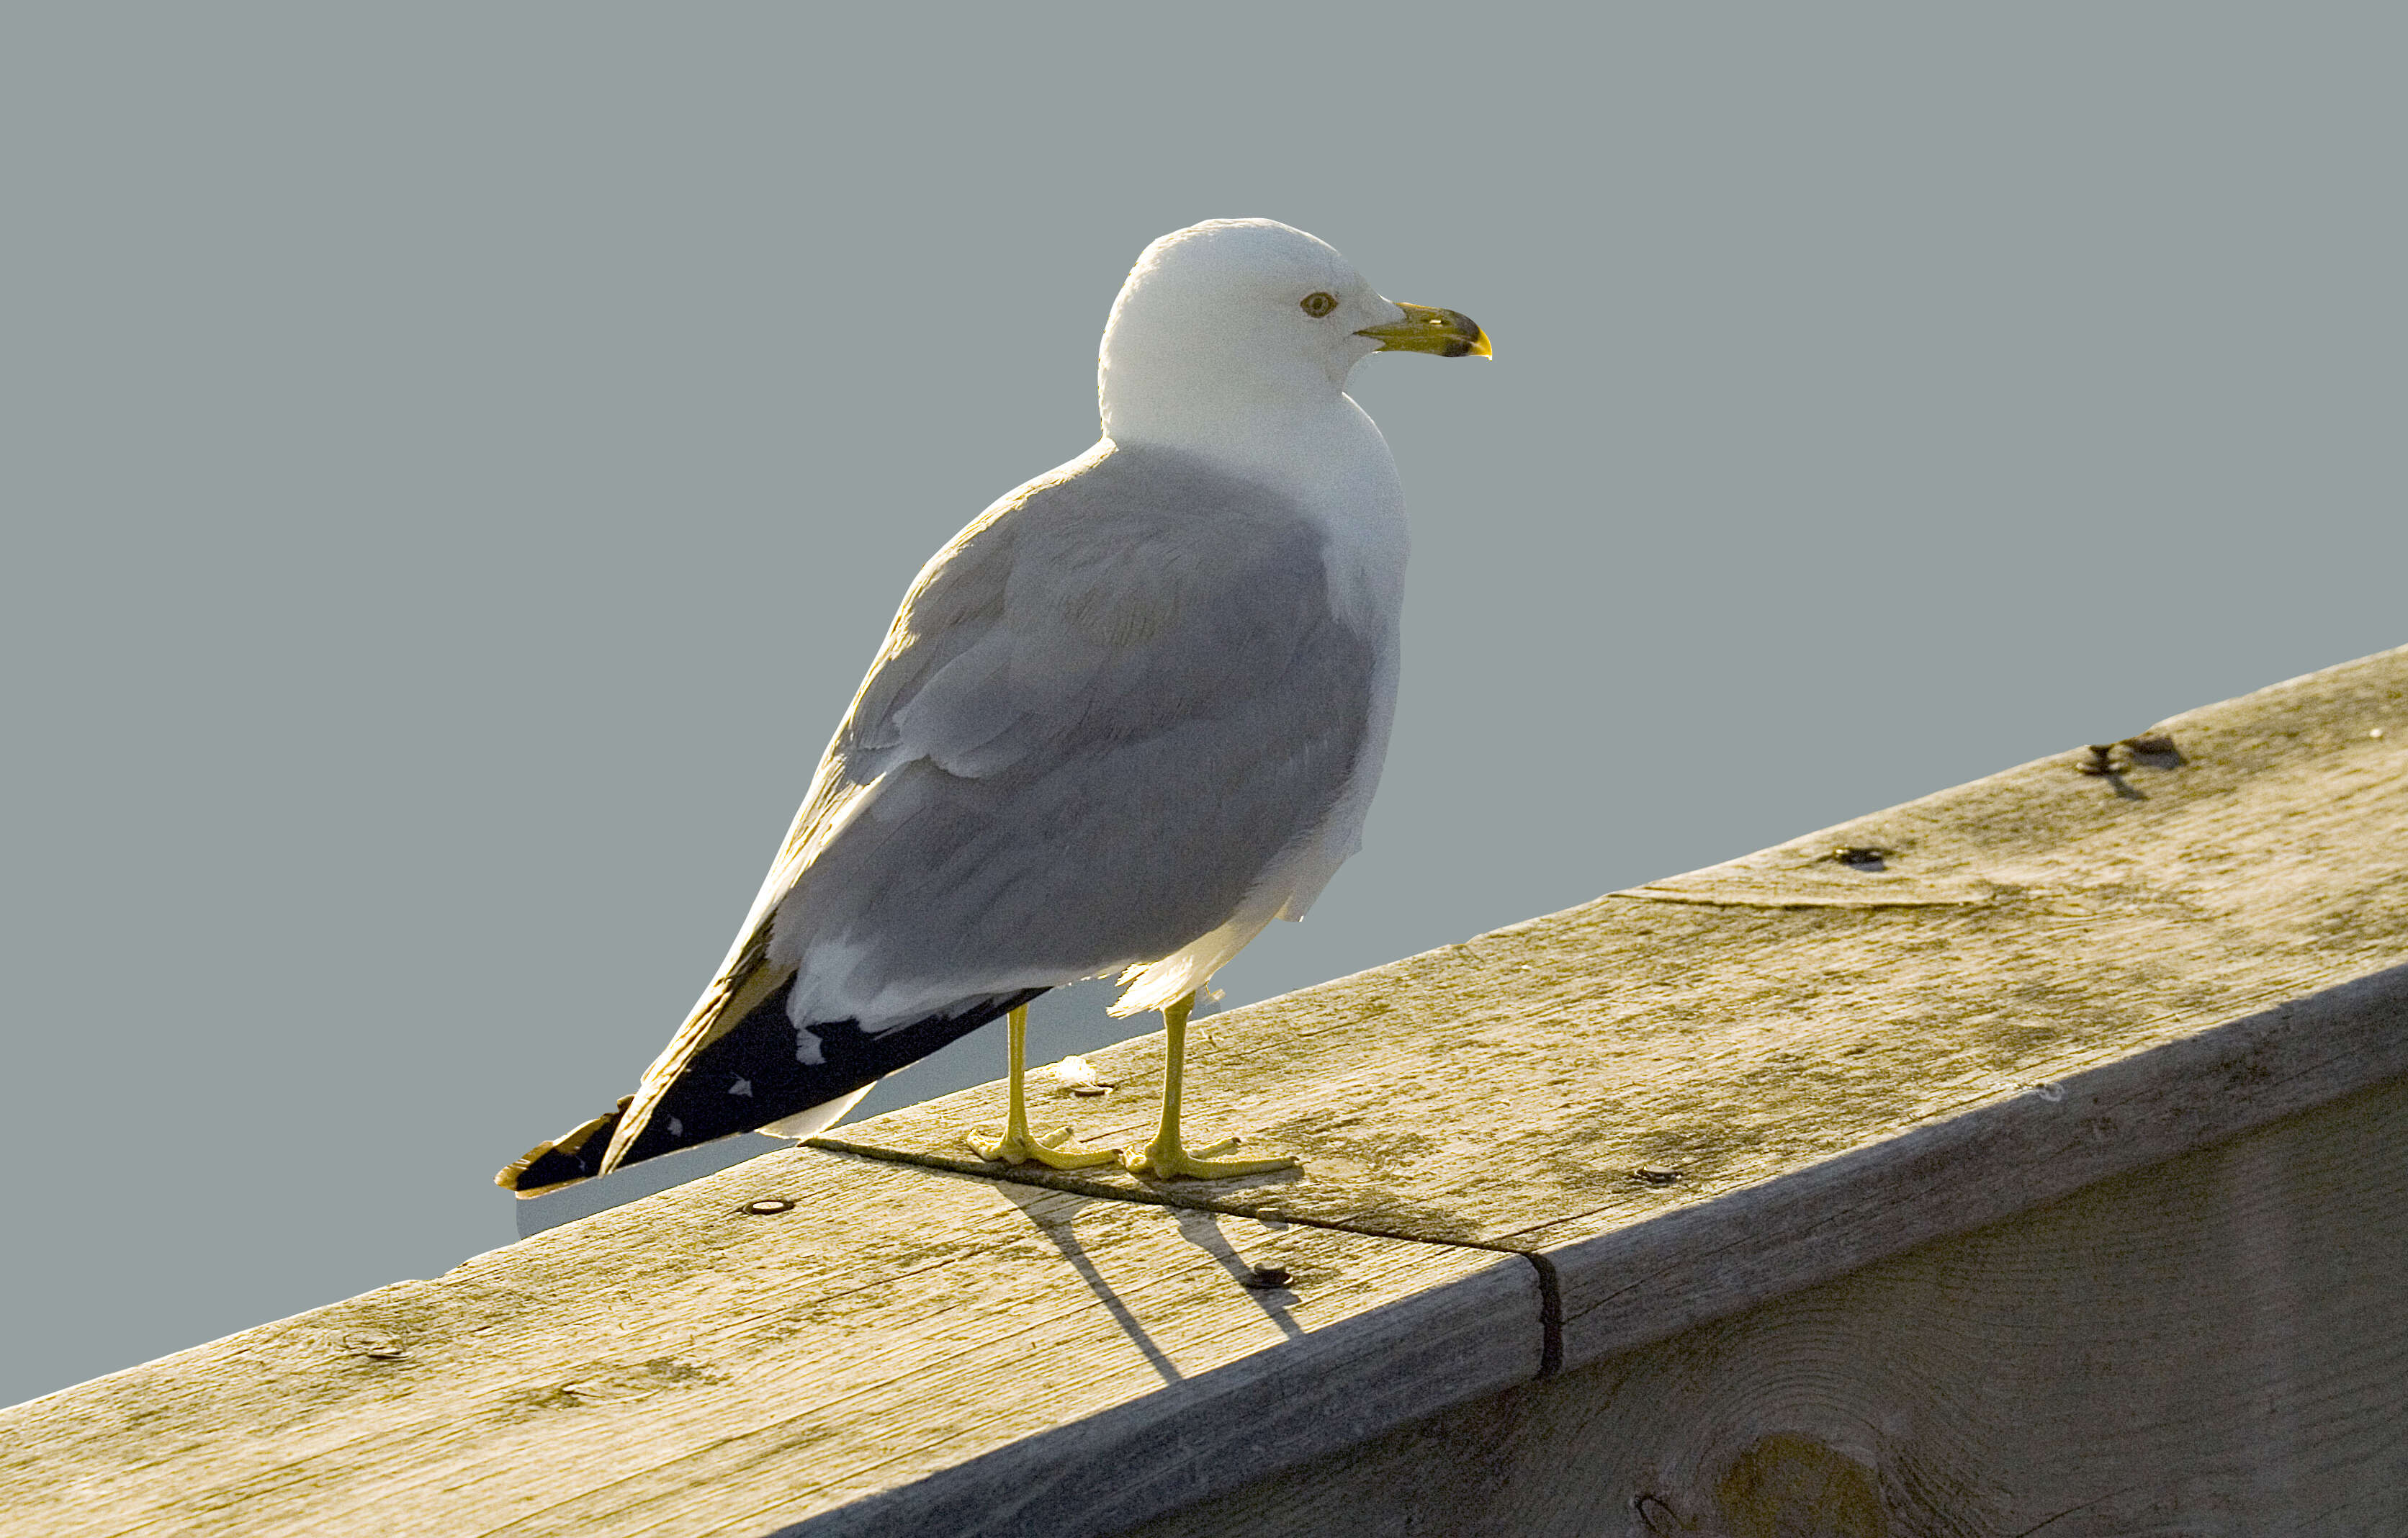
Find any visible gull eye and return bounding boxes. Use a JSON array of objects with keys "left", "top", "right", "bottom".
[{"left": 1299, "top": 292, "right": 1338, "bottom": 318}]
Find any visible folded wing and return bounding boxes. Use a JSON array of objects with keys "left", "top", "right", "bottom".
[{"left": 498, "top": 443, "right": 1376, "bottom": 1192}]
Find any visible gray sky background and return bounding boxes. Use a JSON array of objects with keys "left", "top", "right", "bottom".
[{"left": 4, "top": 5, "right": 2402, "bottom": 1407}]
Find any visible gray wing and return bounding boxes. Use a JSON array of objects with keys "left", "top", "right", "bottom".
[
  {"left": 775, "top": 441, "right": 1378, "bottom": 999},
  {"left": 593, "top": 443, "right": 1373, "bottom": 1175}
]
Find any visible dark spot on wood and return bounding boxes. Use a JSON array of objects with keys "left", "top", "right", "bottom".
[
  {"left": 1829, "top": 846, "right": 1890, "bottom": 871},
  {"left": 1632, "top": 1166, "right": 1684, "bottom": 1187},
  {"left": 640, "top": 1357, "right": 705, "bottom": 1383},
  {"left": 1241, "top": 1266, "right": 1292, "bottom": 1290},
  {"left": 552, "top": 1356, "right": 706, "bottom": 1406}
]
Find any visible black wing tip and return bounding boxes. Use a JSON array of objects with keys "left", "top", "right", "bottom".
[
  {"left": 502, "top": 986, "right": 1054, "bottom": 1192},
  {"left": 495, "top": 1095, "right": 632, "bottom": 1197},
  {"left": 607, "top": 986, "right": 1052, "bottom": 1171}
]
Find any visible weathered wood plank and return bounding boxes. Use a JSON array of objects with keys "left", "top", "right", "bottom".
[
  {"left": 1113, "top": 1071, "right": 2408, "bottom": 1538},
  {"left": 0, "top": 1150, "right": 1537, "bottom": 1538},
  {"left": 821, "top": 647, "right": 2408, "bottom": 1374},
  {"left": 10, "top": 649, "right": 2397, "bottom": 1537}
]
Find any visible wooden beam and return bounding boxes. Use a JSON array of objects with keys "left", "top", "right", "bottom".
[
  {"left": 1116, "top": 1071, "right": 2408, "bottom": 1537},
  {"left": 4, "top": 646, "right": 2399, "bottom": 1536},
  {"left": 0, "top": 1152, "right": 1537, "bottom": 1537},
  {"left": 822, "top": 645, "right": 2408, "bottom": 1376}
]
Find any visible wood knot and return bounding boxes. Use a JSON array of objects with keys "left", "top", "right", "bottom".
[
  {"left": 341, "top": 1330, "right": 404, "bottom": 1360},
  {"left": 1715, "top": 1434, "right": 1886, "bottom": 1537}
]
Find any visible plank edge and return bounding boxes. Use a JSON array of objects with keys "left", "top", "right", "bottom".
[{"left": 1545, "top": 959, "right": 2408, "bottom": 1370}]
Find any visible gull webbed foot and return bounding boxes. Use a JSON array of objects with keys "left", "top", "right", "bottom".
[
  {"left": 959, "top": 1005, "right": 1118, "bottom": 1170},
  {"left": 1120, "top": 991, "right": 1298, "bottom": 1182},
  {"left": 1120, "top": 1133, "right": 1295, "bottom": 1181},
  {"left": 964, "top": 1119, "right": 1118, "bottom": 1170}
]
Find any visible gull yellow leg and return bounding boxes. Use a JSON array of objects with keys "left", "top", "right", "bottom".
[
  {"left": 963, "top": 1005, "right": 1117, "bottom": 1169},
  {"left": 1122, "top": 991, "right": 1296, "bottom": 1180}
]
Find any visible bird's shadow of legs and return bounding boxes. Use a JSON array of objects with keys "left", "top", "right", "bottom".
[
  {"left": 989, "top": 1182, "right": 1307, "bottom": 1385},
  {"left": 993, "top": 1183, "right": 1184, "bottom": 1385},
  {"left": 1167, "top": 1206, "right": 1305, "bottom": 1342}
]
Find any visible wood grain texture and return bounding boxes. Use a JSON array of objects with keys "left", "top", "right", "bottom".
[
  {"left": 0, "top": 1150, "right": 1537, "bottom": 1538},
  {"left": 1113, "top": 1072, "right": 2408, "bottom": 1538},
  {"left": 9, "top": 649, "right": 2398, "bottom": 1537},
  {"left": 820, "top": 646, "right": 2408, "bottom": 1373}
]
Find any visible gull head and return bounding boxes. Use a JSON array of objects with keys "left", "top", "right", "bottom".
[{"left": 1099, "top": 219, "right": 1488, "bottom": 444}]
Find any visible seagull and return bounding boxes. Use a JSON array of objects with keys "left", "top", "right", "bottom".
[{"left": 498, "top": 218, "right": 1488, "bottom": 1196}]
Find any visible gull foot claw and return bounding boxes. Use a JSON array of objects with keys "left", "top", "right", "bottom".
[{"left": 963, "top": 1122, "right": 1118, "bottom": 1169}]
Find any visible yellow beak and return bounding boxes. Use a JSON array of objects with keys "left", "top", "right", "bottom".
[{"left": 1355, "top": 302, "right": 1493, "bottom": 359}]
